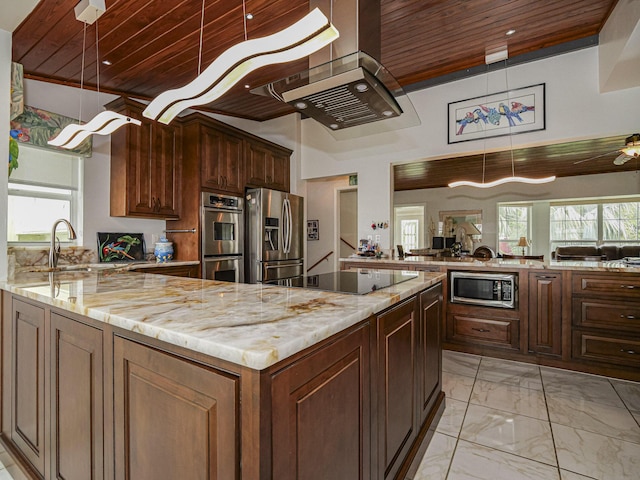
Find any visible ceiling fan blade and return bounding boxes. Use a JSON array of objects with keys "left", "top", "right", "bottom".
[
  {"left": 613, "top": 153, "right": 631, "bottom": 165},
  {"left": 573, "top": 149, "right": 620, "bottom": 164}
]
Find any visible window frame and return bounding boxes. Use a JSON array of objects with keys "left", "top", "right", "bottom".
[{"left": 497, "top": 203, "right": 532, "bottom": 255}]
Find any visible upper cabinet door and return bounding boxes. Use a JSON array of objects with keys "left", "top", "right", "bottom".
[
  {"left": 109, "top": 98, "right": 180, "bottom": 219},
  {"left": 245, "top": 139, "right": 290, "bottom": 193},
  {"left": 200, "top": 125, "right": 244, "bottom": 194}
]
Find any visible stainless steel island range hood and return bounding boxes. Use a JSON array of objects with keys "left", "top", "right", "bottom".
[{"left": 252, "top": 0, "right": 419, "bottom": 137}]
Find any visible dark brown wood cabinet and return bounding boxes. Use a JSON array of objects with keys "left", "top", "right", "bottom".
[
  {"left": 2, "top": 283, "right": 444, "bottom": 480},
  {"left": 418, "top": 284, "right": 442, "bottom": 423},
  {"left": 246, "top": 139, "right": 290, "bottom": 192},
  {"left": 50, "top": 313, "right": 104, "bottom": 480},
  {"left": 446, "top": 307, "right": 520, "bottom": 351},
  {"left": 130, "top": 263, "right": 199, "bottom": 278},
  {"left": 113, "top": 337, "right": 239, "bottom": 480},
  {"left": 4, "top": 300, "right": 105, "bottom": 480},
  {"left": 108, "top": 98, "right": 180, "bottom": 219},
  {"left": 271, "top": 323, "right": 371, "bottom": 480},
  {"left": 528, "top": 271, "right": 562, "bottom": 356},
  {"left": 376, "top": 298, "right": 418, "bottom": 480},
  {"left": 167, "top": 113, "right": 291, "bottom": 263},
  {"left": 10, "top": 299, "right": 46, "bottom": 476},
  {"left": 571, "top": 272, "right": 640, "bottom": 369},
  {"left": 200, "top": 124, "right": 244, "bottom": 194}
]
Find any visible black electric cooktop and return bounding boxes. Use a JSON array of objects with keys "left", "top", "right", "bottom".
[{"left": 266, "top": 270, "right": 418, "bottom": 295}]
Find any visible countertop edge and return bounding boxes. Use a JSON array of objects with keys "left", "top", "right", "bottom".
[{"left": 1, "top": 270, "right": 445, "bottom": 370}]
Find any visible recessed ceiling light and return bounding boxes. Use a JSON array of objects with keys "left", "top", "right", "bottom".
[
  {"left": 354, "top": 83, "right": 368, "bottom": 92},
  {"left": 244, "top": 84, "right": 250, "bottom": 89},
  {"left": 102, "top": 59, "right": 112, "bottom": 65},
  {"left": 246, "top": 13, "right": 253, "bottom": 20},
  {"left": 294, "top": 101, "right": 307, "bottom": 109},
  {"left": 329, "top": 123, "right": 339, "bottom": 129},
  {"left": 506, "top": 29, "right": 516, "bottom": 36}
]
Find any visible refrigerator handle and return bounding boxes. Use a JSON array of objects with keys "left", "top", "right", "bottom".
[{"left": 282, "top": 198, "right": 291, "bottom": 254}]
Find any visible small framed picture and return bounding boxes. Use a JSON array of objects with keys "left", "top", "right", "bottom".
[{"left": 307, "top": 220, "right": 319, "bottom": 241}]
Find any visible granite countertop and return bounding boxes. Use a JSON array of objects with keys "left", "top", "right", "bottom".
[
  {"left": 340, "top": 255, "right": 640, "bottom": 273},
  {"left": 1, "top": 268, "right": 444, "bottom": 370},
  {"left": 15, "top": 259, "right": 200, "bottom": 274}
]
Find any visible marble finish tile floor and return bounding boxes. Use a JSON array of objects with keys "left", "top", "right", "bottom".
[
  {"left": 1, "top": 350, "right": 637, "bottom": 479},
  {"left": 409, "top": 350, "right": 640, "bottom": 480}
]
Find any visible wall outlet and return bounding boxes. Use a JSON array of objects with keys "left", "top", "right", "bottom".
[
  {"left": 375, "top": 234, "right": 381, "bottom": 243},
  {"left": 367, "top": 235, "right": 373, "bottom": 242}
]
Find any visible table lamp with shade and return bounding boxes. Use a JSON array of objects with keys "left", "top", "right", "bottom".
[
  {"left": 517, "top": 236, "right": 530, "bottom": 255},
  {"left": 457, "top": 222, "right": 481, "bottom": 252}
]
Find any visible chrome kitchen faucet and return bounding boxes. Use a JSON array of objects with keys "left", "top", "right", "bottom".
[{"left": 49, "top": 219, "right": 77, "bottom": 268}]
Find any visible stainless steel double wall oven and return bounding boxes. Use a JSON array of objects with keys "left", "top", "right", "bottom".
[{"left": 201, "top": 192, "right": 244, "bottom": 282}]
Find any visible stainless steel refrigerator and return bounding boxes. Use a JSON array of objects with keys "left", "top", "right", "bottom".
[{"left": 245, "top": 188, "right": 304, "bottom": 283}]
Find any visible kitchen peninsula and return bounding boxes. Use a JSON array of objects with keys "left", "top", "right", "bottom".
[
  {"left": 342, "top": 256, "right": 640, "bottom": 382},
  {"left": 0, "top": 268, "right": 444, "bottom": 480}
]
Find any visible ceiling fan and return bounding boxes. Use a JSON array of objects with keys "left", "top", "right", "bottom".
[{"left": 574, "top": 133, "right": 640, "bottom": 165}]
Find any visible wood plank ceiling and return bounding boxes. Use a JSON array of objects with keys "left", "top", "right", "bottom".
[
  {"left": 13, "top": 0, "right": 628, "bottom": 188},
  {"left": 13, "top": 0, "right": 618, "bottom": 121},
  {"left": 393, "top": 136, "right": 638, "bottom": 190}
]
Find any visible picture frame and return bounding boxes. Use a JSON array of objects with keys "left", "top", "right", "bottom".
[
  {"left": 448, "top": 83, "right": 545, "bottom": 144},
  {"left": 307, "top": 220, "right": 319, "bottom": 241},
  {"left": 97, "top": 232, "right": 145, "bottom": 262}
]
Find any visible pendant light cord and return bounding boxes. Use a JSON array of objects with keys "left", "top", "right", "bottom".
[
  {"left": 482, "top": 64, "right": 490, "bottom": 184},
  {"left": 197, "top": 0, "right": 206, "bottom": 75},
  {"left": 79, "top": 21, "right": 87, "bottom": 123},
  {"left": 242, "top": 0, "right": 248, "bottom": 41},
  {"left": 505, "top": 58, "right": 515, "bottom": 178},
  {"left": 95, "top": 20, "right": 101, "bottom": 108}
]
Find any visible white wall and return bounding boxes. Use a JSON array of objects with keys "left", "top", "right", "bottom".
[
  {"left": 0, "top": 29, "right": 11, "bottom": 279},
  {"left": 23, "top": 79, "right": 166, "bottom": 251},
  {"left": 395, "top": 170, "right": 640, "bottom": 257},
  {"left": 299, "top": 46, "right": 640, "bottom": 251}
]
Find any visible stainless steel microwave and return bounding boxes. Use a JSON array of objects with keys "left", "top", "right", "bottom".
[{"left": 450, "top": 271, "right": 517, "bottom": 309}]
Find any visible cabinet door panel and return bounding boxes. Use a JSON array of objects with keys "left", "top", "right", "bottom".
[
  {"left": 114, "top": 337, "right": 239, "bottom": 480},
  {"left": 246, "top": 140, "right": 290, "bottom": 192},
  {"left": 528, "top": 273, "right": 562, "bottom": 356},
  {"left": 419, "top": 284, "right": 442, "bottom": 422},
  {"left": 109, "top": 98, "right": 179, "bottom": 219},
  {"left": 201, "top": 126, "right": 243, "bottom": 194},
  {"left": 377, "top": 298, "right": 417, "bottom": 480},
  {"left": 573, "top": 331, "right": 640, "bottom": 367},
  {"left": 51, "top": 313, "right": 104, "bottom": 480},
  {"left": 271, "top": 324, "right": 370, "bottom": 480},
  {"left": 153, "top": 123, "right": 179, "bottom": 215},
  {"left": 11, "top": 299, "right": 46, "bottom": 476},
  {"left": 130, "top": 120, "right": 153, "bottom": 214}
]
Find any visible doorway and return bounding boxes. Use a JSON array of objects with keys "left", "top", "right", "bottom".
[{"left": 338, "top": 189, "right": 358, "bottom": 263}]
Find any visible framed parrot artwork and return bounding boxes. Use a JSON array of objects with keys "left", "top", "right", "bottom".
[
  {"left": 447, "top": 83, "right": 545, "bottom": 144},
  {"left": 97, "top": 232, "right": 146, "bottom": 262}
]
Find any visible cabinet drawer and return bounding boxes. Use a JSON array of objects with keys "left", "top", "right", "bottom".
[
  {"left": 572, "top": 331, "right": 640, "bottom": 367},
  {"left": 572, "top": 274, "right": 640, "bottom": 299},
  {"left": 447, "top": 314, "right": 519, "bottom": 350},
  {"left": 573, "top": 298, "right": 640, "bottom": 332}
]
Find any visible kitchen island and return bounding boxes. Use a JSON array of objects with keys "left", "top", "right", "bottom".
[
  {"left": 0, "top": 268, "right": 445, "bottom": 480},
  {"left": 342, "top": 255, "right": 640, "bottom": 382}
]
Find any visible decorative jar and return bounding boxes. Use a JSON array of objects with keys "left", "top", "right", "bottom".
[{"left": 154, "top": 238, "right": 174, "bottom": 263}]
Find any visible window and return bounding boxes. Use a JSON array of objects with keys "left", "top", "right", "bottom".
[
  {"left": 7, "top": 145, "right": 81, "bottom": 244},
  {"left": 400, "top": 219, "right": 419, "bottom": 251},
  {"left": 550, "top": 204, "right": 598, "bottom": 250},
  {"left": 394, "top": 205, "right": 424, "bottom": 252},
  {"left": 603, "top": 202, "right": 640, "bottom": 242},
  {"left": 498, "top": 204, "right": 531, "bottom": 255},
  {"left": 549, "top": 199, "right": 640, "bottom": 251}
]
